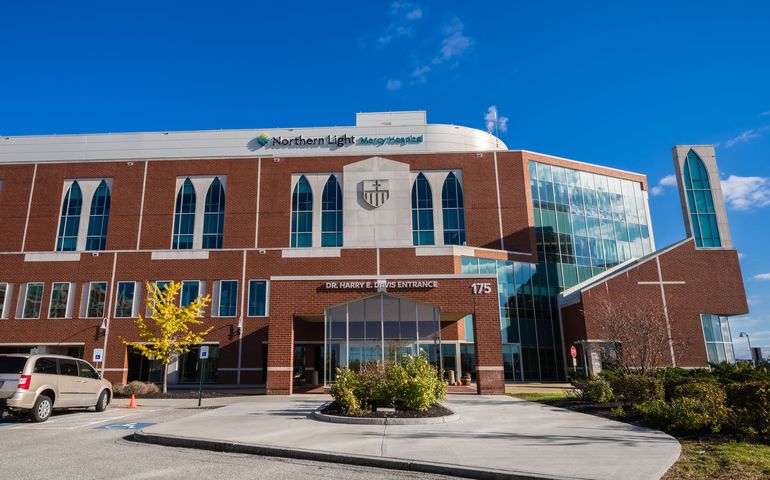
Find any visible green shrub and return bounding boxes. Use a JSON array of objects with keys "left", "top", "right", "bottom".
[
  {"left": 637, "top": 381, "right": 728, "bottom": 433},
  {"left": 573, "top": 377, "right": 614, "bottom": 403},
  {"left": 330, "top": 353, "right": 446, "bottom": 414},
  {"left": 330, "top": 367, "right": 363, "bottom": 415},
  {"left": 610, "top": 375, "right": 664, "bottom": 404},
  {"left": 726, "top": 380, "right": 770, "bottom": 435}
]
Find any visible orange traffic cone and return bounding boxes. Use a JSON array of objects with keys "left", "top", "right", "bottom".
[{"left": 128, "top": 393, "right": 137, "bottom": 409}]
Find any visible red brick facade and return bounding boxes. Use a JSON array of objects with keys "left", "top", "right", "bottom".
[
  {"left": 561, "top": 239, "right": 748, "bottom": 369},
  {"left": 0, "top": 146, "right": 745, "bottom": 393}
]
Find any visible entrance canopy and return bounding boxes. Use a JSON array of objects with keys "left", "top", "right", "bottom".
[{"left": 324, "top": 293, "right": 441, "bottom": 384}]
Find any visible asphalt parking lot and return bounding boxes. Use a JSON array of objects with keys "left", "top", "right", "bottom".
[{"left": 0, "top": 405, "right": 455, "bottom": 480}]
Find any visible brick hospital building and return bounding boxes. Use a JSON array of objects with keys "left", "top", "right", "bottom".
[{"left": 0, "top": 111, "right": 748, "bottom": 394}]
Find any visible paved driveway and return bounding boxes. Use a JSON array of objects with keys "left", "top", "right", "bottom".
[{"left": 138, "top": 394, "right": 680, "bottom": 480}]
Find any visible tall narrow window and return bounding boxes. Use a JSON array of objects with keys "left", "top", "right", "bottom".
[
  {"left": 291, "top": 175, "right": 313, "bottom": 248},
  {"left": 86, "top": 180, "right": 111, "bottom": 251},
  {"left": 203, "top": 177, "right": 225, "bottom": 249},
  {"left": 181, "top": 281, "right": 200, "bottom": 307},
  {"left": 57, "top": 182, "right": 83, "bottom": 251},
  {"left": 442, "top": 172, "right": 466, "bottom": 245},
  {"left": 218, "top": 280, "right": 238, "bottom": 317},
  {"left": 321, "top": 175, "right": 342, "bottom": 247},
  {"left": 411, "top": 173, "right": 434, "bottom": 245},
  {"left": 22, "top": 283, "right": 44, "bottom": 319},
  {"left": 172, "top": 178, "right": 196, "bottom": 250},
  {"left": 114, "top": 282, "right": 136, "bottom": 318},
  {"left": 684, "top": 150, "right": 721, "bottom": 248},
  {"left": 248, "top": 280, "right": 268, "bottom": 316},
  {"left": 86, "top": 282, "right": 107, "bottom": 318},
  {"left": 49, "top": 282, "right": 70, "bottom": 318}
]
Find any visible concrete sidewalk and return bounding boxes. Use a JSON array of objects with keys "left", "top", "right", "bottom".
[{"left": 135, "top": 394, "right": 680, "bottom": 480}]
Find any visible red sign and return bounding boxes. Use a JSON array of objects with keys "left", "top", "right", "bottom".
[{"left": 570, "top": 346, "right": 577, "bottom": 358}]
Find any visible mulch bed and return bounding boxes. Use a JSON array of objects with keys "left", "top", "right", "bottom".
[
  {"left": 539, "top": 397, "right": 646, "bottom": 426},
  {"left": 320, "top": 401, "right": 453, "bottom": 419}
]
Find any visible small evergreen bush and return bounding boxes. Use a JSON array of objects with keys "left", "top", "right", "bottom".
[
  {"left": 637, "top": 381, "right": 728, "bottom": 433},
  {"left": 610, "top": 374, "right": 664, "bottom": 404},
  {"left": 573, "top": 377, "right": 614, "bottom": 403},
  {"left": 726, "top": 380, "right": 770, "bottom": 435}
]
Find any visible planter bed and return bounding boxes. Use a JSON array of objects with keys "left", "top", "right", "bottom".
[{"left": 313, "top": 401, "right": 459, "bottom": 425}]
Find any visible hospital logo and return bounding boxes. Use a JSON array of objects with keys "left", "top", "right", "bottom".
[
  {"left": 256, "top": 134, "right": 271, "bottom": 146},
  {"left": 362, "top": 179, "right": 389, "bottom": 208}
]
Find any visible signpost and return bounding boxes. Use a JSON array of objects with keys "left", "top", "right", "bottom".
[
  {"left": 197, "top": 346, "right": 209, "bottom": 407},
  {"left": 570, "top": 346, "right": 578, "bottom": 372},
  {"left": 92, "top": 348, "right": 104, "bottom": 363}
]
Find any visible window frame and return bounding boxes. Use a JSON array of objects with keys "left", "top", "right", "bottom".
[
  {"left": 85, "top": 281, "right": 108, "bottom": 319},
  {"left": 216, "top": 280, "right": 239, "bottom": 318},
  {"left": 114, "top": 281, "right": 137, "bottom": 318},
  {"left": 290, "top": 175, "right": 313, "bottom": 248},
  {"left": 0, "top": 282, "right": 9, "bottom": 319},
  {"left": 48, "top": 282, "right": 72, "bottom": 319},
  {"left": 21, "top": 282, "right": 44, "bottom": 319},
  {"left": 247, "top": 279, "right": 269, "bottom": 317},
  {"left": 180, "top": 280, "right": 202, "bottom": 307}
]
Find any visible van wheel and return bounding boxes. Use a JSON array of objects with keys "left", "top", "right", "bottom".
[
  {"left": 95, "top": 391, "right": 109, "bottom": 412},
  {"left": 30, "top": 395, "right": 53, "bottom": 422}
]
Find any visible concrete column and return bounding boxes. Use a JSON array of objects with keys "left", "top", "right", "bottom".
[{"left": 266, "top": 317, "right": 294, "bottom": 395}]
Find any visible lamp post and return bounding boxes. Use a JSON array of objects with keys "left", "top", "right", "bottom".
[{"left": 739, "top": 332, "right": 754, "bottom": 365}]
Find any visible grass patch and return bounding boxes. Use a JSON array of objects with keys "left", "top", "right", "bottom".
[
  {"left": 510, "top": 392, "right": 770, "bottom": 479},
  {"left": 664, "top": 438, "right": 770, "bottom": 479}
]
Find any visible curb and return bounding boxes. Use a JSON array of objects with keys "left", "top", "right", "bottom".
[
  {"left": 310, "top": 402, "right": 461, "bottom": 425},
  {"left": 132, "top": 429, "right": 575, "bottom": 480}
]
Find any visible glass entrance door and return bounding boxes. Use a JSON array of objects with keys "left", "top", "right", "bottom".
[{"left": 324, "top": 293, "right": 442, "bottom": 386}]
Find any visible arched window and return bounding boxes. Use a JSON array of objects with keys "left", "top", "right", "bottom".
[
  {"left": 442, "top": 172, "right": 466, "bottom": 245},
  {"left": 684, "top": 150, "right": 721, "bottom": 247},
  {"left": 291, "top": 175, "right": 313, "bottom": 247},
  {"left": 172, "top": 178, "right": 196, "bottom": 249},
  {"left": 85, "top": 180, "right": 111, "bottom": 251},
  {"left": 411, "top": 172, "right": 434, "bottom": 245},
  {"left": 57, "top": 181, "right": 83, "bottom": 251},
  {"left": 321, "top": 175, "right": 343, "bottom": 247},
  {"left": 202, "top": 177, "right": 225, "bottom": 249}
]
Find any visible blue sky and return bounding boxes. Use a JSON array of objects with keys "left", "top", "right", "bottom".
[{"left": 1, "top": 1, "right": 769, "bottom": 359}]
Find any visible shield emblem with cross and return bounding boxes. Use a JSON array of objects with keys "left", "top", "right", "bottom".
[{"left": 362, "top": 179, "right": 390, "bottom": 208}]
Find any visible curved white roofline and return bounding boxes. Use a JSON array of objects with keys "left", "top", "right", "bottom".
[{"left": 0, "top": 111, "right": 507, "bottom": 164}]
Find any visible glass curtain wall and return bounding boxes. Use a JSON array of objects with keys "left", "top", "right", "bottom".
[{"left": 324, "top": 294, "right": 441, "bottom": 385}]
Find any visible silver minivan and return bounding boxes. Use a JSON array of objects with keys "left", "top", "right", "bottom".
[{"left": 0, "top": 354, "right": 112, "bottom": 422}]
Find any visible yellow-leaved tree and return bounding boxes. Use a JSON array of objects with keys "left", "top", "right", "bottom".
[{"left": 122, "top": 281, "right": 213, "bottom": 393}]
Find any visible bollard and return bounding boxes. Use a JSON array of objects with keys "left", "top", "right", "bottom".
[
  {"left": 312, "top": 370, "right": 319, "bottom": 386},
  {"left": 448, "top": 369, "right": 456, "bottom": 385}
]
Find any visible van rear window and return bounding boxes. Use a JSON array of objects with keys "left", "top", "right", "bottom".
[{"left": 0, "top": 357, "right": 27, "bottom": 374}]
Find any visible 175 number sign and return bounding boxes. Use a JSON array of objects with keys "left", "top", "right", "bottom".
[{"left": 470, "top": 282, "right": 492, "bottom": 294}]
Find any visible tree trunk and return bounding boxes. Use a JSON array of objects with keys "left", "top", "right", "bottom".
[{"left": 163, "top": 362, "right": 168, "bottom": 394}]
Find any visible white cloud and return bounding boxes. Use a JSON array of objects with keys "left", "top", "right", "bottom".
[
  {"left": 484, "top": 105, "right": 509, "bottom": 134},
  {"left": 385, "top": 79, "right": 402, "bottom": 91},
  {"left": 650, "top": 174, "right": 678, "bottom": 196},
  {"left": 754, "top": 273, "right": 770, "bottom": 280},
  {"left": 738, "top": 252, "right": 746, "bottom": 259},
  {"left": 410, "top": 65, "right": 431, "bottom": 82},
  {"left": 720, "top": 175, "right": 770, "bottom": 211},
  {"left": 761, "top": 111, "right": 770, "bottom": 116},
  {"left": 434, "top": 18, "right": 471, "bottom": 64},
  {"left": 405, "top": 7, "right": 423, "bottom": 20},
  {"left": 725, "top": 128, "right": 762, "bottom": 148},
  {"left": 377, "top": 2, "right": 424, "bottom": 46}
]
